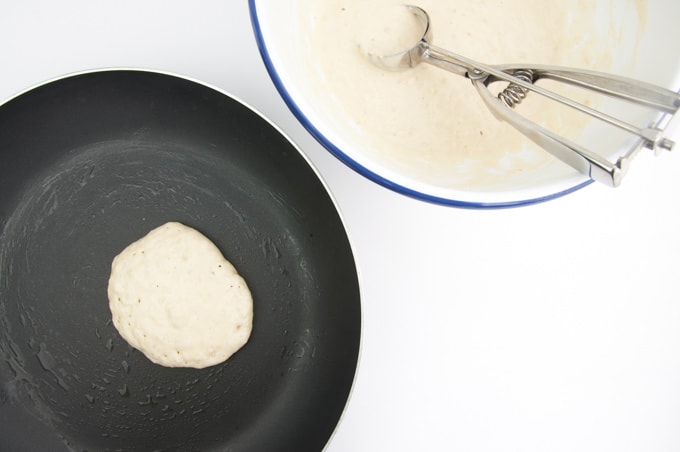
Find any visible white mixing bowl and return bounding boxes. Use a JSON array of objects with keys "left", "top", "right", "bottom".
[{"left": 250, "top": 0, "right": 680, "bottom": 207}]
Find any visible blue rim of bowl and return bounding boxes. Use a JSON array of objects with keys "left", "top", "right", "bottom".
[{"left": 247, "top": 0, "right": 593, "bottom": 209}]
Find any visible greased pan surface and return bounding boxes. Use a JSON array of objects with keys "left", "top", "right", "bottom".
[{"left": 0, "top": 70, "right": 361, "bottom": 451}]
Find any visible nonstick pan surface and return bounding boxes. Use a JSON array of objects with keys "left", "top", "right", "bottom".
[{"left": 0, "top": 70, "right": 361, "bottom": 451}]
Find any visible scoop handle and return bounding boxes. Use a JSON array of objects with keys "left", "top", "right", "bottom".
[{"left": 522, "top": 65, "right": 680, "bottom": 114}]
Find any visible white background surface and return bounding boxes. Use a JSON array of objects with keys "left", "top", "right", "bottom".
[{"left": 1, "top": 1, "right": 679, "bottom": 451}]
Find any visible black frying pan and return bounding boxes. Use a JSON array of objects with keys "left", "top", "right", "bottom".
[{"left": 0, "top": 70, "right": 361, "bottom": 451}]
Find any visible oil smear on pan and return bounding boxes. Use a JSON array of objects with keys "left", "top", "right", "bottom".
[
  {"left": 0, "top": 140, "right": 262, "bottom": 451},
  {"left": 0, "top": 205, "right": 72, "bottom": 444},
  {"left": 0, "top": 145, "right": 129, "bottom": 450},
  {"left": 294, "top": 0, "right": 648, "bottom": 191}
]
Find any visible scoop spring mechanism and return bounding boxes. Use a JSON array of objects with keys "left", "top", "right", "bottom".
[{"left": 498, "top": 69, "right": 535, "bottom": 108}]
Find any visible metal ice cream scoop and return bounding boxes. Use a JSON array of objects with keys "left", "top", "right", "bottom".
[{"left": 365, "top": 5, "right": 680, "bottom": 187}]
